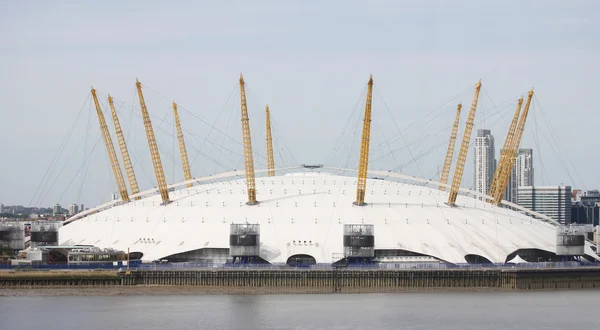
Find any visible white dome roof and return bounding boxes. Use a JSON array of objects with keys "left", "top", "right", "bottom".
[{"left": 59, "top": 171, "right": 594, "bottom": 264}]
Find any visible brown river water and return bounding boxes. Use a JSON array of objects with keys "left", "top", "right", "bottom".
[{"left": 0, "top": 290, "right": 596, "bottom": 329}]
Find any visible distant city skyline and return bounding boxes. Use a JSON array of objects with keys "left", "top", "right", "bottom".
[
  {"left": 0, "top": 202, "right": 84, "bottom": 218},
  {"left": 1, "top": 1, "right": 598, "bottom": 207}
]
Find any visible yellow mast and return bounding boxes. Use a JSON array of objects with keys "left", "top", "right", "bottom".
[
  {"left": 355, "top": 75, "right": 374, "bottom": 206},
  {"left": 488, "top": 97, "right": 523, "bottom": 200},
  {"left": 447, "top": 81, "right": 482, "bottom": 206},
  {"left": 265, "top": 104, "right": 275, "bottom": 177},
  {"left": 493, "top": 89, "right": 534, "bottom": 205},
  {"left": 172, "top": 101, "right": 193, "bottom": 188},
  {"left": 108, "top": 95, "right": 141, "bottom": 200},
  {"left": 91, "top": 88, "right": 130, "bottom": 203},
  {"left": 135, "top": 79, "right": 170, "bottom": 204},
  {"left": 439, "top": 103, "right": 462, "bottom": 191},
  {"left": 239, "top": 74, "right": 258, "bottom": 205}
]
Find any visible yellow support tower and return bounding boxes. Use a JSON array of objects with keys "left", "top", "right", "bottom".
[
  {"left": 355, "top": 75, "right": 374, "bottom": 206},
  {"left": 91, "top": 88, "right": 130, "bottom": 203},
  {"left": 172, "top": 101, "right": 193, "bottom": 188},
  {"left": 265, "top": 104, "right": 275, "bottom": 177},
  {"left": 488, "top": 97, "right": 523, "bottom": 200},
  {"left": 108, "top": 95, "right": 141, "bottom": 200},
  {"left": 493, "top": 89, "right": 534, "bottom": 205},
  {"left": 239, "top": 74, "right": 258, "bottom": 205},
  {"left": 439, "top": 103, "right": 462, "bottom": 191},
  {"left": 135, "top": 79, "right": 170, "bottom": 204},
  {"left": 447, "top": 81, "right": 482, "bottom": 206}
]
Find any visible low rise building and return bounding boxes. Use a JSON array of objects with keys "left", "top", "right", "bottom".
[{"left": 518, "top": 185, "right": 572, "bottom": 224}]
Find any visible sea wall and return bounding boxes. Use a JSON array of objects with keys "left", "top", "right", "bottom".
[
  {"left": 120, "top": 269, "right": 504, "bottom": 292},
  {"left": 119, "top": 268, "right": 600, "bottom": 292},
  {"left": 502, "top": 268, "right": 600, "bottom": 290},
  {"left": 0, "top": 271, "right": 120, "bottom": 287},
  {"left": 2, "top": 268, "right": 600, "bottom": 292}
]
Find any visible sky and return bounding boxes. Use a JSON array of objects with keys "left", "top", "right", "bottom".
[{"left": 0, "top": 0, "right": 599, "bottom": 208}]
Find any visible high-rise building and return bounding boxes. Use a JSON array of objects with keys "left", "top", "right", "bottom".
[
  {"left": 68, "top": 204, "right": 79, "bottom": 216},
  {"left": 505, "top": 149, "right": 534, "bottom": 204},
  {"left": 52, "top": 203, "right": 62, "bottom": 216},
  {"left": 518, "top": 185, "right": 572, "bottom": 224},
  {"left": 474, "top": 129, "right": 496, "bottom": 196},
  {"left": 110, "top": 193, "right": 119, "bottom": 201},
  {"left": 80, "top": 204, "right": 85, "bottom": 213},
  {"left": 0, "top": 203, "right": 4, "bottom": 214}
]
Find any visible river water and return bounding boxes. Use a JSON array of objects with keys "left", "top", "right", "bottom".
[{"left": 1, "top": 291, "right": 596, "bottom": 329}]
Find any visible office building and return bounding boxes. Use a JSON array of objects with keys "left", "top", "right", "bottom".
[
  {"left": 505, "top": 149, "right": 534, "bottom": 204},
  {"left": 581, "top": 190, "right": 600, "bottom": 203},
  {"left": 518, "top": 185, "right": 572, "bottom": 224},
  {"left": 571, "top": 190, "right": 600, "bottom": 226},
  {"left": 474, "top": 129, "right": 496, "bottom": 196},
  {"left": 572, "top": 202, "right": 599, "bottom": 226},
  {"left": 68, "top": 204, "right": 79, "bottom": 216},
  {"left": 0, "top": 203, "right": 4, "bottom": 214},
  {"left": 52, "top": 203, "right": 62, "bottom": 216}
]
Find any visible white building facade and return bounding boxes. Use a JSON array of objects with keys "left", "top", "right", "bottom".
[
  {"left": 518, "top": 185, "right": 572, "bottom": 224},
  {"left": 474, "top": 129, "right": 496, "bottom": 196}
]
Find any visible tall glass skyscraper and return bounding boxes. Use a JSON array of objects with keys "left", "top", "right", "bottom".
[
  {"left": 505, "top": 149, "right": 534, "bottom": 204},
  {"left": 474, "top": 129, "right": 496, "bottom": 196}
]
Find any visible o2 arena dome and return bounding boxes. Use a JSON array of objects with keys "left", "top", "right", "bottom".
[
  {"left": 59, "top": 76, "right": 599, "bottom": 265},
  {"left": 61, "top": 169, "right": 600, "bottom": 265}
]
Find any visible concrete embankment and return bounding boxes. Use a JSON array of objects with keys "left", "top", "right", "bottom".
[{"left": 2, "top": 268, "right": 600, "bottom": 293}]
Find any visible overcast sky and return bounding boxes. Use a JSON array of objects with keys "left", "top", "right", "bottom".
[{"left": 0, "top": 1, "right": 598, "bottom": 208}]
